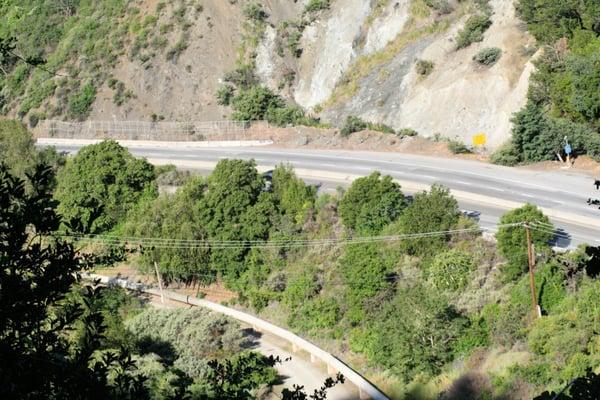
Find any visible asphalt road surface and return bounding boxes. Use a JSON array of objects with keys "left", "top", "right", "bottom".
[{"left": 45, "top": 143, "right": 600, "bottom": 249}]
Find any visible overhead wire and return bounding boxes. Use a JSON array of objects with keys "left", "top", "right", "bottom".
[{"left": 55, "top": 223, "right": 525, "bottom": 250}]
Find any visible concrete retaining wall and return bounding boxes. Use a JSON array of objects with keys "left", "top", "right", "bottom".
[{"left": 86, "top": 273, "right": 389, "bottom": 400}]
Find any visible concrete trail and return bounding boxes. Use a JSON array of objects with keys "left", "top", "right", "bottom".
[{"left": 148, "top": 295, "right": 359, "bottom": 399}]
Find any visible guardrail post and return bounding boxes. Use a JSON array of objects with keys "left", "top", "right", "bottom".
[
  {"left": 310, "top": 354, "right": 317, "bottom": 363},
  {"left": 327, "top": 364, "right": 337, "bottom": 375},
  {"left": 292, "top": 343, "right": 299, "bottom": 353}
]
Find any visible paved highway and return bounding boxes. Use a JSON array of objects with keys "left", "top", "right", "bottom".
[{"left": 44, "top": 142, "right": 600, "bottom": 248}]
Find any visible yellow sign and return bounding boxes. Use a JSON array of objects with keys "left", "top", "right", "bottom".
[{"left": 472, "top": 133, "right": 487, "bottom": 146}]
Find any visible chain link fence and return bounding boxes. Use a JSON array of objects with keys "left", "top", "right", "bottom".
[{"left": 35, "top": 120, "right": 257, "bottom": 141}]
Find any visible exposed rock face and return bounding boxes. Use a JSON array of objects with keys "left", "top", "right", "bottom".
[
  {"left": 294, "top": 0, "right": 372, "bottom": 109},
  {"left": 84, "top": 0, "right": 535, "bottom": 149}
]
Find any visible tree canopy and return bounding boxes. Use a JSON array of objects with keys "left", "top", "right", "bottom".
[
  {"left": 339, "top": 172, "right": 405, "bottom": 234},
  {"left": 55, "top": 140, "right": 156, "bottom": 233},
  {"left": 496, "top": 204, "right": 554, "bottom": 282}
]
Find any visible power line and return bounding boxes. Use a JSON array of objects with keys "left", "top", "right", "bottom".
[{"left": 56, "top": 223, "right": 524, "bottom": 250}]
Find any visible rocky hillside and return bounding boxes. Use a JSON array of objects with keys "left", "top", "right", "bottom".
[{"left": 1, "top": 0, "right": 537, "bottom": 148}]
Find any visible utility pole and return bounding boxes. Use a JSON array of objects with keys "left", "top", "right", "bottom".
[
  {"left": 154, "top": 261, "right": 165, "bottom": 304},
  {"left": 525, "top": 224, "right": 542, "bottom": 318}
]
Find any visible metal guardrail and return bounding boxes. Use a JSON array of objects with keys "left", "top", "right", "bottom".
[
  {"left": 35, "top": 120, "right": 256, "bottom": 141},
  {"left": 86, "top": 273, "right": 389, "bottom": 400}
]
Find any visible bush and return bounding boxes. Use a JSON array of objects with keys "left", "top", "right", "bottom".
[
  {"left": 416, "top": 59, "right": 435, "bottom": 76},
  {"left": 456, "top": 14, "right": 492, "bottom": 49},
  {"left": 304, "top": 0, "right": 330, "bottom": 14},
  {"left": 223, "top": 65, "right": 258, "bottom": 90},
  {"left": 68, "top": 83, "right": 96, "bottom": 120},
  {"left": 430, "top": 250, "right": 476, "bottom": 291},
  {"left": 339, "top": 171, "right": 405, "bottom": 233},
  {"left": 352, "top": 285, "right": 470, "bottom": 380},
  {"left": 473, "top": 47, "right": 502, "bottom": 65},
  {"left": 243, "top": 2, "right": 268, "bottom": 21},
  {"left": 341, "top": 243, "right": 395, "bottom": 324},
  {"left": 398, "top": 128, "right": 418, "bottom": 137},
  {"left": 368, "top": 122, "right": 395, "bottom": 134},
  {"left": 265, "top": 105, "right": 305, "bottom": 127},
  {"left": 340, "top": 115, "right": 368, "bottom": 137},
  {"left": 289, "top": 297, "right": 341, "bottom": 332},
  {"left": 495, "top": 204, "right": 554, "bottom": 282},
  {"left": 126, "top": 308, "right": 249, "bottom": 378},
  {"left": 448, "top": 139, "right": 472, "bottom": 154},
  {"left": 490, "top": 141, "right": 521, "bottom": 166},
  {"left": 215, "top": 85, "right": 235, "bottom": 106},
  {"left": 424, "top": 0, "right": 453, "bottom": 14},
  {"left": 231, "top": 86, "right": 285, "bottom": 121},
  {"left": 393, "top": 184, "right": 460, "bottom": 255},
  {"left": 0, "top": 119, "right": 38, "bottom": 178}
]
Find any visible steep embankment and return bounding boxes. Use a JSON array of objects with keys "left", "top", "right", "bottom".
[{"left": 1, "top": 0, "right": 535, "bottom": 148}]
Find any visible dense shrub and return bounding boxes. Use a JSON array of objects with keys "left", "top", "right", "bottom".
[
  {"left": 397, "top": 128, "right": 419, "bottom": 137},
  {"left": 341, "top": 243, "right": 395, "bottom": 324},
  {"left": 0, "top": 119, "right": 38, "bottom": 178},
  {"left": 303, "top": 0, "right": 330, "bottom": 14},
  {"left": 216, "top": 85, "right": 235, "bottom": 106},
  {"left": 424, "top": 0, "right": 453, "bottom": 14},
  {"left": 243, "top": 2, "right": 268, "bottom": 21},
  {"left": 283, "top": 273, "right": 320, "bottom": 308},
  {"left": 495, "top": 204, "right": 554, "bottom": 282},
  {"left": 340, "top": 115, "right": 368, "bottom": 137},
  {"left": 127, "top": 308, "right": 249, "bottom": 378},
  {"left": 231, "top": 86, "right": 285, "bottom": 121},
  {"left": 289, "top": 297, "right": 341, "bottom": 332},
  {"left": 351, "top": 285, "right": 470, "bottom": 380},
  {"left": 271, "top": 165, "right": 317, "bottom": 223},
  {"left": 338, "top": 171, "right": 405, "bottom": 233},
  {"left": 416, "top": 59, "right": 435, "bottom": 76},
  {"left": 430, "top": 250, "right": 476, "bottom": 291},
  {"left": 456, "top": 14, "right": 492, "bottom": 49},
  {"left": 340, "top": 116, "right": 395, "bottom": 137},
  {"left": 448, "top": 139, "right": 472, "bottom": 154},
  {"left": 490, "top": 142, "right": 521, "bottom": 166},
  {"left": 473, "top": 47, "right": 502, "bottom": 65},
  {"left": 55, "top": 140, "right": 156, "bottom": 233},
  {"left": 122, "top": 184, "right": 211, "bottom": 284},
  {"left": 223, "top": 65, "right": 259, "bottom": 90},
  {"left": 68, "top": 83, "right": 96, "bottom": 120},
  {"left": 392, "top": 184, "right": 460, "bottom": 255}
]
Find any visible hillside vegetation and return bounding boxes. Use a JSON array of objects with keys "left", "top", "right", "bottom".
[
  {"left": 492, "top": 0, "right": 600, "bottom": 165},
  {"left": 1, "top": 119, "right": 591, "bottom": 399}
]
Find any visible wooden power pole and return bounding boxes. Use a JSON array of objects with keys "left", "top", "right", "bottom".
[
  {"left": 525, "top": 224, "right": 542, "bottom": 318},
  {"left": 154, "top": 261, "right": 165, "bottom": 304}
]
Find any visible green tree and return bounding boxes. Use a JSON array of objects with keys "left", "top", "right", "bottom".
[
  {"left": 0, "top": 119, "right": 38, "bottom": 177},
  {"left": 122, "top": 179, "right": 211, "bottom": 285},
  {"left": 496, "top": 204, "right": 554, "bottom": 281},
  {"left": 231, "top": 86, "right": 285, "bottom": 121},
  {"left": 271, "top": 164, "right": 316, "bottom": 224},
  {"left": 199, "top": 159, "right": 272, "bottom": 283},
  {"left": 351, "top": 284, "right": 469, "bottom": 380},
  {"left": 0, "top": 163, "right": 146, "bottom": 399},
  {"left": 55, "top": 140, "right": 156, "bottom": 233},
  {"left": 341, "top": 243, "right": 394, "bottom": 324},
  {"left": 393, "top": 184, "right": 460, "bottom": 255},
  {"left": 516, "top": 0, "right": 600, "bottom": 43},
  {"left": 339, "top": 172, "right": 405, "bottom": 234}
]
